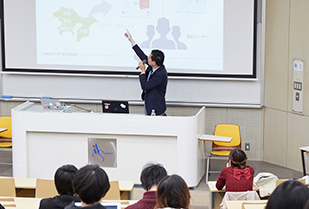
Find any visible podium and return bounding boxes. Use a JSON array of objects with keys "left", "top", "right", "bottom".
[{"left": 12, "top": 101, "right": 206, "bottom": 187}]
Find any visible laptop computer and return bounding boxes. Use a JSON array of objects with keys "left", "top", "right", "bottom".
[
  {"left": 40, "top": 98, "right": 61, "bottom": 110},
  {"left": 74, "top": 202, "right": 121, "bottom": 209},
  {"left": 102, "top": 100, "right": 129, "bottom": 114}
]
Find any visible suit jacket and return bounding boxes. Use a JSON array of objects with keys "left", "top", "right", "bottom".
[
  {"left": 133, "top": 44, "right": 168, "bottom": 115},
  {"left": 39, "top": 194, "right": 80, "bottom": 209}
]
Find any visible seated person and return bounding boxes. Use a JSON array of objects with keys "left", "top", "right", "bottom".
[
  {"left": 65, "top": 164, "right": 110, "bottom": 209},
  {"left": 126, "top": 163, "right": 167, "bottom": 209},
  {"left": 267, "top": 180, "right": 309, "bottom": 209},
  {"left": 216, "top": 148, "right": 254, "bottom": 191},
  {"left": 39, "top": 164, "right": 80, "bottom": 209},
  {"left": 154, "top": 174, "right": 191, "bottom": 209}
]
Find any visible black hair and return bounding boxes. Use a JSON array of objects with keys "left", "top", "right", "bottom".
[
  {"left": 54, "top": 164, "right": 78, "bottom": 195},
  {"left": 73, "top": 164, "right": 110, "bottom": 204},
  {"left": 155, "top": 175, "right": 191, "bottom": 209},
  {"left": 266, "top": 180, "right": 309, "bottom": 209},
  {"left": 151, "top": 49, "right": 165, "bottom": 66},
  {"left": 229, "top": 148, "right": 247, "bottom": 169},
  {"left": 140, "top": 163, "right": 167, "bottom": 191}
]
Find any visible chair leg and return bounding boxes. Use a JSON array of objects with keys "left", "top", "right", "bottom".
[{"left": 206, "top": 155, "right": 210, "bottom": 183}]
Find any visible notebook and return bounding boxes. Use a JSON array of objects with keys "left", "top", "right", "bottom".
[{"left": 102, "top": 100, "right": 129, "bottom": 114}]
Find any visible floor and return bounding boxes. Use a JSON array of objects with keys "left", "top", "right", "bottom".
[{"left": 0, "top": 148, "right": 304, "bottom": 209}]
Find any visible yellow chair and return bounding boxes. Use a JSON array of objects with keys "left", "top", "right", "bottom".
[
  {"left": 0, "top": 116, "right": 12, "bottom": 148},
  {"left": 0, "top": 177, "right": 16, "bottom": 197},
  {"left": 205, "top": 124, "right": 241, "bottom": 183},
  {"left": 103, "top": 181, "right": 121, "bottom": 200},
  {"left": 35, "top": 179, "right": 58, "bottom": 198}
]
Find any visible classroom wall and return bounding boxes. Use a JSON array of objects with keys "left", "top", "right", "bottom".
[{"left": 264, "top": 0, "right": 309, "bottom": 173}]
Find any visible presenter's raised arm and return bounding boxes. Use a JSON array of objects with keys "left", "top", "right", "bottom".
[{"left": 124, "top": 29, "right": 136, "bottom": 45}]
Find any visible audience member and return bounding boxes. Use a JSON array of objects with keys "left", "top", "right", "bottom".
[
  {"left": 65, "top": 164, "right": 110, "bottom": 209},
  {"left": 125, "top": 163, "right": 167, "bottom": 209},
  {"left": 216, "top": 148, "right": 254, "bottom": 191},
  {"left": 266, "top": 180, "right": 309, "bottom": 209},
  {"left": 39, "top": 164, "right": 80, "bottom": 209},
  {"left": 155, "top": 174, "right": 191, "bottom": 209}
]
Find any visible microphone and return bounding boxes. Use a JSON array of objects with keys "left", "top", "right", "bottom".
[{"left": 136, "top": 60, "right": 147, "bottom": 70}]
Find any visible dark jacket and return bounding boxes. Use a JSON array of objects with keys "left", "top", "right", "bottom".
[
  {"left": 133, "top": 44, "right": 168, "bottom": 115},
  {"left": 39, "top": 194, "right": 80, "bottom": 209}
]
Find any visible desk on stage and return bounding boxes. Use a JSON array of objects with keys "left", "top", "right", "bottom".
[{"left": 12, "top": 101, "right": 206, "bottom": 187}]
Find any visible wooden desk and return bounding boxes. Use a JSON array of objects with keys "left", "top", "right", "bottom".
[
  {"left": 0, "top": 197, "right": 138, "bottom": 209},
  {"left": 207, "top": 181, "right": 225, "bottom": 209},
  {"left": 225, "top": 200, "right": 267, "bottom": 209},
  {"left": 0, "top": 197, "right": 42, "bottom": 209},
  {"left": 119, "top": 181, "right": 135, "bottom": 200},
  {"left": 14, "top": 177, "right": 36, "bottom": 189},
  {"left": 207, "top": 181, "right": 259, "bottom": 209},
  {"left": 13, "top": 177, "right": 134, "bottom": 199}
]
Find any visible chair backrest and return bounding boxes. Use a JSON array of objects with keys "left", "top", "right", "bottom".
[
  {"left": 276, "top": 179, "right": 306, "bottom": 186},
  {"left": 241, "top": 200, "right": 268, "bottom": 209},
  {"left": 0, "top": 177, "right": 16, "bottom": 197},
  {"left": 103, "top": 181, "right": 121, "bottom": 200},
  {"left": 35, "top": 179, "right": 58, "bottom": 198},
  {"left": 220, "top": 191, "right": 260, "bottom": 209},
  {"left": 0, "top": 116, "right": 12, "bottom": 138},
  {"left": 213, "top": 124, "right": 241, "bottom": 149}
]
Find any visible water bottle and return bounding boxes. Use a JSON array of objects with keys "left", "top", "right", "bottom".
[{"left": 151, "top": 109, "right": 156, "bottom": 116}]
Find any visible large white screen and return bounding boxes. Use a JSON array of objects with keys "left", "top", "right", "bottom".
[{"left": 3, "top": 0, "right": 256, "bottom": 77}]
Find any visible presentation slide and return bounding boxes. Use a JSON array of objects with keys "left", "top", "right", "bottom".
[{"left": 3, "top": 0, "right": 256, "bottom": 77}]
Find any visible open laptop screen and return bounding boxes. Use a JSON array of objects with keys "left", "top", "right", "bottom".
[
  {"left": 74, "top": 202, "right": 121, "bottom": 209},
  {"left": 102, "top": 100, "right": 129, "bottom": 114}
]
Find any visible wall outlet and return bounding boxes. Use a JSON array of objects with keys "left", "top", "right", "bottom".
[{"left": 245, "top": 143, "right": 250, "bottom": 151}]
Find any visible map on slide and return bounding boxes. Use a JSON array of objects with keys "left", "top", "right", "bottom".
[
  {"left": 53, "top": 1, "right": 113, "bottom": 42},
  {"left": 53, "top": 8, "right": 97, "bottom": 42}
]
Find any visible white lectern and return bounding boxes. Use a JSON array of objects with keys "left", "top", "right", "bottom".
[{"left": 12, "top": 101, "right": 206, "bottom": 187}]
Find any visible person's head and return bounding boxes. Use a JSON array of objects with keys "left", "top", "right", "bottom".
[
  {"left": 148, "top": 49, "right": 164, "bottom": 67},
  {"left": 155, "top": 175, "right": 191, "bottom": 209},
  {"left": 146, "top": 24, "right": 155, "bottom": 39},
  {"left": 156, "top": 17, "right": 171, "bottom": 35},
  {"left": 54, "top": 164, "right": 78, "bottom": 195},
  {"left": 73, "top": 164, "right": 110, "bottom": 205},
  {"left": 266, "top": 180, "right": 309, "bottom": 209},
  {"left": 229, "top": 148, "right": 247, "bottom": 169},
  {"left": 140, "top": 163, "right": 167, "bottom": 191}
]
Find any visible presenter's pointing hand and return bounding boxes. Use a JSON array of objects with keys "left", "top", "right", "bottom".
[
  {"left": 138, "top": 61, "right": 146, "bottom": 73},
  {"left": 125, "top": 29, "right": 135, "bottom": 45}
]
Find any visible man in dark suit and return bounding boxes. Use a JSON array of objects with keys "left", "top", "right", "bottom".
[{"left": 125, "top": 29, "right": 168, "bottom": 115}]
